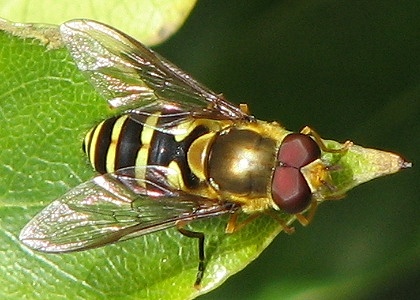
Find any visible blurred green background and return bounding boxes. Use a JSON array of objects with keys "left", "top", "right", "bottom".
[{"left": 156, "top": 1, "right": 418, "bottom": 299}]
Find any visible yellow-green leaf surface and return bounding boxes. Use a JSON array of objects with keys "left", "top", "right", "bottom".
[
  {"left": 0, "top": 0, "right": 197, "bottom": 45},
  {"left": 0, "top": 19, "right": 286, "bottom": 300},
  {"left": 0, "top": 3, "right": 417, "bottom": 298}
]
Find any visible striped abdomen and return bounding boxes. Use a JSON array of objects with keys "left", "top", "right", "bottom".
[{"left": 83, "top": 111, "right": 209, "bottom": 190}]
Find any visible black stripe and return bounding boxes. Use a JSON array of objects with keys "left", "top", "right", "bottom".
[
  {"left": 82, "top": 137, "right": 87, "bottom": 153},
  {"left": 82, "top": 129, "right": 91, "bottom": 154},
  {"left": 94, "top": 116, "right": 118, "bottom": 174},
  {"left": 148, "top": 130, "right": 174, "bottom": 166},
  {"left": 148, "top": 124, "right": 209, "bottom": 189},
  {"left": 115, "top": 115, "right": 144, "bottom": 170}
]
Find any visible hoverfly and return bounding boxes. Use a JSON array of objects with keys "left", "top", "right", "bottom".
[{"left": 19, "top": 19, "right": 410, "bottom": 287}]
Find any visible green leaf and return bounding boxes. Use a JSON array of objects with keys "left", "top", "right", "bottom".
[
  {"left": 0, "top": 18, "right": 281, "bottom": 300},
  {"left": 0, "top": 16, "right": 411, "bottom": 300},
  {"left": 0, "top": 0, "right": 197, "bottom": 45}
]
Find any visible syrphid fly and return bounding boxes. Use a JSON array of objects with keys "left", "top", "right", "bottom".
[{"left": 19, "top": 19, "right": 411, "bottom": 287}]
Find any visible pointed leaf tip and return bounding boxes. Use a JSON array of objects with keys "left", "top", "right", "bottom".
[
  {"left": 320, "top": 140, "right": 411, "bottom": 198},
  {"left": 336, "top": 144, "right": 410, "bottom": 193}
]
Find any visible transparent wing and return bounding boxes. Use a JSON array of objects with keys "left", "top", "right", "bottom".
[
  {"left": 19, "top": 166, "right": 232, "bottom": 253},
  {"left": 125, "top": 101, "right": 198, "bottom": 135},
  {"left": 60, "top": 19, "right": 247, "bottom": 119},
  {"left": 120, "top": 101, "right": 238, "bottom": 139}
]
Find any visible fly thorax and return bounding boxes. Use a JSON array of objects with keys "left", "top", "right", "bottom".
[{"left": 208, "top": 128, "right": 277, "bottom": 198}]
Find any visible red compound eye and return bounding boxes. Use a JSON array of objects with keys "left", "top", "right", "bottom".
[
  {"left": 271, "top": 133, "right": 321, "bottom": 214},
  {"left": 271, "top": 167, "right": 312, "bottom": 214},
  {"left": 277, "top": 133, "right": 320, "bottom": 168}
]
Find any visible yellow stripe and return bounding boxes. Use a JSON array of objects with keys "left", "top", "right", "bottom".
[
  {"left": 172, "top": 119, "right": 192, "bottom": 142},
  {"left": 83, "top": 127, "right": 95, "bottom": 169},
  {"left": 84, "top": 127, "right": 94, "bottom": 152},
  {"left": 106, "top": 115, "right": 129, "bottom": 173},
  {"left": 141, "top": 113, "right": 160, "bottom": 145},
  {"left": 135, "top": 147, "right": 149, "bottom": 186},
  {"left": 88, "top": 120, "right": 105, "bottom": 168},
  {"left": 173, "top": 118, "right": 230, "bottom": 142},
  {"left": 135, "top": 113, "right": 161, "bottom": 181},
  {"left": 167, "top": 161, "right": 185, "bottom": 189}
]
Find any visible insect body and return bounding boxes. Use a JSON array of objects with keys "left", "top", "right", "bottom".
[
  {"left": 19, "top": 20, "right": 408, "bottom": 287},
  {"left": 82, "top": 105, "right": 320, "bottom": 216}
]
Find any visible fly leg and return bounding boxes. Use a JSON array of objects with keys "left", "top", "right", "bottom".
[
  {"left": 224, "top": 210, "right": 259, "bottom": 233},
  {"left": 300, "top": 126, "right": 353, "bottom": 153},
  {"left": 225, "top": 210, "right": 295, "bottom": 235},
  {"left": 177, "top": 225, "right": 205, "bottom": 288},
  {"left": 295, "top": 200, "right": 318, "bottom": 226},
  {"left": 296, "top": 190, "right": 347, "bottom": 226}
]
